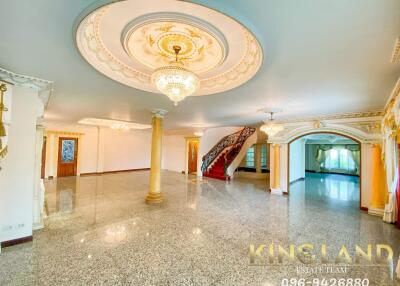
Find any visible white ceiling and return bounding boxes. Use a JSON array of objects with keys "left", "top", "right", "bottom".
[{"left": 0, "top": 0, "right": 399, "bottom": 130}]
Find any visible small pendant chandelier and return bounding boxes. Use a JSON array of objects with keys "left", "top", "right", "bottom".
[
  {"left": 260, "top": 111, "right": 284, "bottom": 137},
  {"left": 151, "top": 46, "right": 200, "bottom": 106}
]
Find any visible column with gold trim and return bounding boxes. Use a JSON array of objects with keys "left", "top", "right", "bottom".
[
  {"left": 270, "top": 144, "right": 281, "bottom": 194},
  {"left": 146, "top": 109, "right": 167, "bottom": 204},
  {"left": 369, "top": 144, "right": 388, "bottom": 216}
]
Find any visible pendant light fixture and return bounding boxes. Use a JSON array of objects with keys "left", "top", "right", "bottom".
[{"left": 151, "top": 45, "right": 200, "bottom": 106}]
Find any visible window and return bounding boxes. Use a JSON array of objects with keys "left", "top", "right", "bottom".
[
  {"left": 61, "top": 140, "right": 75, "bottom": 163},
  {"left": 261, "top": 144, "right": 267, "bottom": 169},
  {"left": 245, "top": 146, "right": 255, "bottom": 167},
  {"left": 324, "top": 148, "right": 356, "bottom": 172}
]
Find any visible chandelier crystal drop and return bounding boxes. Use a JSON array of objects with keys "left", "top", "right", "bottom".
[
  {"left": 260, "top": 112, "right": 284, "bottom": 137},
  {"left": 151, "top": 46, "right": 200, "bottom": 106}
]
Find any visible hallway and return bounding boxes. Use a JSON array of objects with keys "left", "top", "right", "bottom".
[{"left": 0, "top": 171, "right": 398, "bottom": 285}]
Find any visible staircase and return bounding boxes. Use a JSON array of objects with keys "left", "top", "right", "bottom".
[{"left": 202, "top": 127, "right": 256, "bottom": 181}]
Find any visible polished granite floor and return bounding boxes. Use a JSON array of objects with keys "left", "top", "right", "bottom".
[{"left": 1, "top": 171, "right": 400, "bottom": 285}]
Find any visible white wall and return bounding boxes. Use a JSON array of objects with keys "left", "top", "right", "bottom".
[
  {"left": 289, "top": 139, "right": 305, "bottom": 182},
  {"left": 162, "top": 135, "right": 186, "bottom": 173},
  {"left": 44, "top": 123, "right": 152, "bottom": 175},
  {"left": 0, "top": 86, "right": 43, "bottom": 242},
  {"left": 197, "top": 126, "right": 242, "bottom": 176},
  {"left": 102, "top": 128, "right": 151, "bottom": 171}
]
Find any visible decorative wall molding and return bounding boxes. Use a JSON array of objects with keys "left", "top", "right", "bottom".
[
  {"left": 390, "top": 38, "right": 400, "bottom": 64},
  {"left": 45, "top": 130, "right": 84, "bottom": 137},
  {"left": 383, "top": 78, "right": 400, "bottom": 131},
  {"left": 0, "top": 67, "right": 53, "bottom": 108},
  {"left": 269, "top": 114, "right": 383, "bottom": 144},
  {"left": 280, "top": 110, "right": 384, "bottom": 124}
]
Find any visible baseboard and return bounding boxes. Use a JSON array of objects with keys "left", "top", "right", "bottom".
[
  {"left": 360, "top": 207, "right": 368, "bottom": 212},
  {"left": 1, "top": 236, "right": 33, "bottom": 248},
  {"left": 305, "top": 170, "right": 359, "bottom": 177},
  {"left": 81, "top": 168, "right": 150, "bottom": 176},
  {"left": 368, "top": 207, "right": 384, "bottom": 217}
]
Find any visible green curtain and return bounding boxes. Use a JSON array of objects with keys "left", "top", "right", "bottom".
[
  {"left": 315, "top": 145, "right": 332, "bottom": 172},
  {"left": 345, "top": 145, "right": 360, "bottom": 174}
]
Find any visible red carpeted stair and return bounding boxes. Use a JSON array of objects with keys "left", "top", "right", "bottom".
[
  {"left": 203, "top": 145, "right": 242, "bottom": 181},
  {"left": 202, "top": 127, "right": 256, "bottom": 181}
]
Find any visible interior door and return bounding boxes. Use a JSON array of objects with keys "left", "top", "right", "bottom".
[
  {"left": 57, "top": 137, "right": 78, "bottom": 177},
  {"left": 188, "top": 140, "right": 198, "bottom": 174}
]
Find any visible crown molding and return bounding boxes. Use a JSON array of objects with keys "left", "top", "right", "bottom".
[
  {"left": 280, "top": 110, "right": 384, "bottom": 124},
  {"left": 45, "top": 130, "right": 84, "bottom": 136},
  {"left": 0, "top": 67, "right": 53, "bottom": 108},
  {"left": 390, "top": 38, "right": 400, "bottom": 63}
]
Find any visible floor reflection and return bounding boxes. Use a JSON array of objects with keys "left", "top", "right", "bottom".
[
  {"left": 0, "top": 170, "right": 399, "bottom": 286},
  {"left": 290, "top": 172, "right": 360, "bottom": 208}
]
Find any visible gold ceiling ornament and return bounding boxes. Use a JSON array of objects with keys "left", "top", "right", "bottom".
[
  {"left": 124, "top": 20, "right": 225, "bottom": 74},
  {"left": 260, "top": 110, "right": 284, "bottom": 138},
  {"left": 0, "top": 83, "right": 8, "bottom": 158},
  {"left": 75, "top": 3, "right": 263, "bottom": 96},
  {"left": 151, "top": 45, "right": 200, "bottom": 106}
]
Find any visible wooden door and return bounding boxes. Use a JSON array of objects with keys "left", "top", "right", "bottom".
[
  {"left": 188, "top": 140, "right": 198, "bottom": 174},
  {"left": 57, "top": 137, "right": 78, "bottom": 177},
  {"left": 41, "top": 136, "right": 47, "bottom": 179}
]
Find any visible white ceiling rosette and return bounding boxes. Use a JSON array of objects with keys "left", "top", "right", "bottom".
[{"left": 75, "top": 0, "right": 263, "bottom": 96}]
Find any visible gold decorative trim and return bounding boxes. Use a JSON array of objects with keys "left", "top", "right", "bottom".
[
  {"left": 45, "top": 130, "right": 84, "bottom": 136},
  {"left": 0, "top": 146, "right": 7, "bottom": 158},
  {"left": 281, "top": 110, "right": 384, "bottom": 124},
  {"left": 390, "top": 38, "right": 400, "bottom": 63}
]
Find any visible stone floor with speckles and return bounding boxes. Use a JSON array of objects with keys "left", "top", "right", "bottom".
[{"left": 1, "top": 171, "right": 399, "bottom": 286}]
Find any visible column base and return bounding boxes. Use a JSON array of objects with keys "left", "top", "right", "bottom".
[
  {"left": 145, "top": 192, "right": 164, "bottom": 204},
  {"left": 270, "top": 188, "right": 284, "bottom": 195},
  {"left": 32, "top": 221, "right": 44, "bottom": 230},
  {"left": 368, "top": 207, "right": 384, "bottom": 217}
]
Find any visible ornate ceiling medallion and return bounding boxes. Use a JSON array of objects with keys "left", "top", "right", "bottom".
[
  {"left": 75, "top": 0, "right": 263, "bottom": 99},
  {"left": 122, "top": 17, "right": 227, "bottom": 74}
]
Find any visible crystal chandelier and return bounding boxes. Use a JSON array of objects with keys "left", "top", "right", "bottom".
[
  {"left": 151, "top": 46, "right": 200, "bottom": 106},
  {"left": 260, "top": 112, "right": 284, "bottom": 137}
]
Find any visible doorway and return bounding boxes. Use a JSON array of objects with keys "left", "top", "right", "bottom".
[
  {"left": 187, "top": 139, "right": 199, "bottom": 174},
  {"left": 288, "top": 132, "right": 361, "bottom": 209},
  {"left": 57, "top": 137, "right": 78, "bottom": 177}
]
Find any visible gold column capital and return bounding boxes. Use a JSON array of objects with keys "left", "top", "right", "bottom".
[{"left": 151, "top": 109, "right": 168, "bottom": 118}]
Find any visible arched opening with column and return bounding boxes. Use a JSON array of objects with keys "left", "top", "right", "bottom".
[
  {"left": 268, "top": 122, "right": 380, "bottom": 211},
  {"left": 287, "top": 131, "right": 362, "bottom": 210}
]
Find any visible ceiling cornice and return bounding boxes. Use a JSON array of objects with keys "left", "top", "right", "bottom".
[
  {"left": 0, "top": 67, "right": 53, "bottom": 108},
  {"left": 279, "top": 110, "right": 384, "bottom": 124}
]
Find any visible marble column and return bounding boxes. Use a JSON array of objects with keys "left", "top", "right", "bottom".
[
  {"left": 146, "top": 109, "right": 167, "bottom": 204},
  {"left": 33, "top": 124, "right": 45, "bottom": 230},
  {"left": 369, "top": 144, "right": 388, "bottom": 216}
]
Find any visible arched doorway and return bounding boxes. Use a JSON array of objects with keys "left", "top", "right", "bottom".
[{"left": 287, "top": 131, "right": 362, "bottom": 210}]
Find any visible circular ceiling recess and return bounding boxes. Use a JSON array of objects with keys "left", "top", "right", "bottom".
[{"left": 75, "top": 0, "right": 263, "bottom": 96}]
